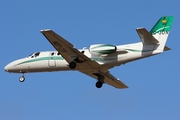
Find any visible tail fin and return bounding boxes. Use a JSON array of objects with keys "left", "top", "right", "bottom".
[{"left": 150, "top": 16, "right": 174, "bottom": 51}]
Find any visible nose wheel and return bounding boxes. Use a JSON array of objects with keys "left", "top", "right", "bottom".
[{"left": 19, "top": 75, "right": 25, "bottom": 82}]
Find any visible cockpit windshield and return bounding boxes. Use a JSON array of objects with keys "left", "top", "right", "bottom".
[
  {"left": 34, "top": 52, "right": 40, "bottom": 57},
  {"left": 27, "top": 52, "right": 40, "bottom": 58}
]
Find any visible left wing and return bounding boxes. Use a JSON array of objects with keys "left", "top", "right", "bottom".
[{"left": 41, "top": 29, "right": 128, "bottom": 88}]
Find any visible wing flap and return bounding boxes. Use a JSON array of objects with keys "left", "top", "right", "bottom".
[
  {"left": 136, "top": 28, "right": 159, "bottom": 45},
  {"left": 104, "top": 72, "right": 128, "bottom": 88}
]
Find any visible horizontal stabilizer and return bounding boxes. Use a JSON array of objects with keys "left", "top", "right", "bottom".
[
  {"left": 164, "top": 46, "right": 171, "bottom": 51},
  {"left": 136, "top": 28, "right": 159, "bottom": 45}
]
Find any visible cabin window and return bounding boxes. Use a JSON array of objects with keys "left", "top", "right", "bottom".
[
  {"left": 57, "top": 52, "right": 60, "bottom": 55},
  {"left": 51, "top": 52, "right": 54, "bottom": 56}
]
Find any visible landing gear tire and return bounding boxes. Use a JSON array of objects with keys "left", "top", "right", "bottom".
[
  {"left": 19, "top": 76, "right": 25, "bottom": 82},
  {"left": 96, "top": 81, "right": 103, "bottom": 88},
  {"left": 69, "top": 62, "right": 76, "bottom": 69}
]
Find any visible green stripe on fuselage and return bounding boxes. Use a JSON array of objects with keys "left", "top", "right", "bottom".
[
  {"left": 15, "top": 48, "right": 152, "bottom": 66},
  {"left": 125, "top": 49, "right": 152, "bottom": 52},
  {"left": 15, "top": 56, "right": 64, "bottom": 66}
]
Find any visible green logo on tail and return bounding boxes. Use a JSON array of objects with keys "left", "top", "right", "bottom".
[{"left": 150, "top": 16, "right": 174, "bottom": 35}]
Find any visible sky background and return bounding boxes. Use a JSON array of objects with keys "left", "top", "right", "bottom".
[{"left": 1, "top": 0, "right": 180, "bottom": 120}]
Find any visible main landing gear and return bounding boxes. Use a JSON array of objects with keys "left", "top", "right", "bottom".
[
  {"left": 69, "top": 57, "right": 105, "bottom": 89},
  {"left": 96, "top": 81, "right": 103, "bottom": 88},
  {"left": 95, "top": 74, "right": 105, "bottom": 88},
  {"left": 69, "top": 57, "right": 83, "bottom": 69},
  {"left": 19, "top": 75, "right": 25, "bottom": 82},
  {"left": 69, "top": 61, "right": 76, "bottom": 69}
]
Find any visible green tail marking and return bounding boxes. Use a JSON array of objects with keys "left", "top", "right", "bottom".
[{"left": 150, "top": 16, "right": 174, "bottom": 35}]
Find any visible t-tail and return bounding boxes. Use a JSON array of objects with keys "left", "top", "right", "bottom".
[
  {"left": 136, "top": 16, "right": 174, "bottom": 52},
  {"left": 150, "top": 16, "right": 174, "bottom": 52}
]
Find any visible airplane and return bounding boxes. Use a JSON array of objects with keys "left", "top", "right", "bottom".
[{"left": 4, "top": 16, "right": 174, "bottom": 89}]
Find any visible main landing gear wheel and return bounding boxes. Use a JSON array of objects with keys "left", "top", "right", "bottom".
[
  {"left": 19, "top": 75, "right": 25, "bottom": 82},
  {"left": 96, "top": 81, "right": 103, "bottom": 88},
  {"left": 69, "top": 61, "right": 76, "bottom": 69}
]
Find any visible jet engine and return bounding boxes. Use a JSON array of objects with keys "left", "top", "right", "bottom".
[{"left": 89, "top": 44, "right": 117, "bottom": 54}]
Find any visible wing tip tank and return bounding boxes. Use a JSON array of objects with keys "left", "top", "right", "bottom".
[{"left": 40, "top": 29, "right": 52, "bottom": 32}]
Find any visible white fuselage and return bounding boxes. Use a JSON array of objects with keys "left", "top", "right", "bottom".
[
  {"left": 4, "top": 42, "right": 161, "bottom": 73},
  {"left": 4, "top": 16, "right": 173, "bottom": 88}
]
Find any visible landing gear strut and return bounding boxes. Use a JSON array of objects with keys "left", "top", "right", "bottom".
[
  {"left": 94, "top": 74, "right": 105, "bottom": 88},
  {"left": 69, "top": 57, "right": 84, "bottom": 69},
  {"left": 19, "top": 75, "right": 25, "bottom": 82}
]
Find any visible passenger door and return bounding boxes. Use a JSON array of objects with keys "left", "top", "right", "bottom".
[{"left": 48, "top": 52, "right": 56, "bottom": 67}]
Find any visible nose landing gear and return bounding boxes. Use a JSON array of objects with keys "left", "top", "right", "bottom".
[{"left": 19, "top": 74, "right": 25, "bottom": 82}]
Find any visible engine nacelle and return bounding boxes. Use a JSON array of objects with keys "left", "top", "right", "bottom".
[{"left": 89, "top": 44, "right": 117, "bottom": 54}]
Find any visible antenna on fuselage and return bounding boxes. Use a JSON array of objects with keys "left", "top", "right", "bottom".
[{"left": 81, "top": 47, "right": 86, "bottom": 54}]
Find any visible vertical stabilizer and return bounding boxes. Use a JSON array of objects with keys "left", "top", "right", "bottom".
[{"left": 150, "top": 16, "right": 174, "bottom": 51}]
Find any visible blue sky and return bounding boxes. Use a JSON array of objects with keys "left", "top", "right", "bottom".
[{"left": 1, "top": 0, "right": 180, "bottom": 120}]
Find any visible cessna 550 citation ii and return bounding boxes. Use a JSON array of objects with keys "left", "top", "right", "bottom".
[{"left": 4, "top": 16, "right": 174, "bottom": 89}]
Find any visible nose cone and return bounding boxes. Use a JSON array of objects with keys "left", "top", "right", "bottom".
[
  {"left": 4, "top": 59, "right": 27, "bottom": 73},
  {"left": 4, "top": 63, "right": 13, "bottom": 72},
  {"left": 4, "top": 60, "right": 20, "bottom": 73}
]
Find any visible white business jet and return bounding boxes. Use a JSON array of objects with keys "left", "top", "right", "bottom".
[{"left": 4, "top": 16, "right": 174, "bottom": 89}]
